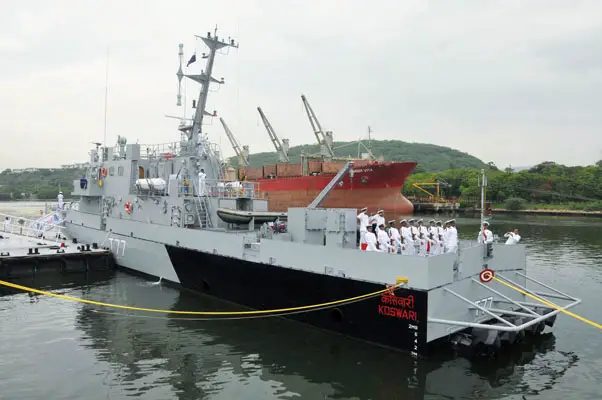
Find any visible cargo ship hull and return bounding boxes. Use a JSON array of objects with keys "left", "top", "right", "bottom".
[{"left": 239, "top": 160, "right": 417, "bottom": 215}]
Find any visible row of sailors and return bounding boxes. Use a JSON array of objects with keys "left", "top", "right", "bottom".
[{"left": 357, "top": 208, "right": 458, "bottom": 255}]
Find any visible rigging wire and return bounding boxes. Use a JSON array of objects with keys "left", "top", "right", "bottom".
[
  {"left": 0, "top": 279, "right": 406, "bottom": 316},
  {"left": 86, "top": 289, "right": 384, "bottom": 321},
  {"left": 493, "top": 276, "right": 601, "bottom": 330}
]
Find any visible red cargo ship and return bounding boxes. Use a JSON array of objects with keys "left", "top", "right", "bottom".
[{"left": 238, "top": 159, "right": 417, "bottom": 215}]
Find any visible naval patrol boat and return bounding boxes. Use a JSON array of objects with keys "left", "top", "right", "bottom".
[{"left": 64, "top": 28, "right": 581, "bottom": 357}]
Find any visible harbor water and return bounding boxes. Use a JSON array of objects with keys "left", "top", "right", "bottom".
[{"left": 0, "top": 212, "right": 601, "bottom": 399}]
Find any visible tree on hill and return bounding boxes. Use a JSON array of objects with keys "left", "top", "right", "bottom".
[{"left": 228, "top": 139, "right": 489, "bottom": 172}]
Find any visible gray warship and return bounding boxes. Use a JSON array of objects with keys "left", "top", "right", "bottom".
[{"left": 64, "top": 28, "right": 581, "bottom": 357}]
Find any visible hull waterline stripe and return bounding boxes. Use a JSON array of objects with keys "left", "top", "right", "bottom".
[
  {"left": 0, "top": 279, "right": 407, "bottom": 315},
  {"left": 492, "top": 276, "right": 601, "bottom": 330}
]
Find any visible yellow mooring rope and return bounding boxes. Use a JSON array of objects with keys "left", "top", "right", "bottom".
[
  {"left": 0, "top": 278, "right": 406, "bottom": 316},
  {"left": 492, "top": 276, "right": 602, "bottom": 330}
]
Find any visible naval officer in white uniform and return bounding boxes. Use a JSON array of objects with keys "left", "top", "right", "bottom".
[
  {"left": 57, "top": 191, "right": 64, "bottom": 210},
  {"left": 477, "top": 221, "right": 494, "bottom": 244},
  {"left": 198, "top": 169, "right": 207, "bottom": 196},
  {"left": 364, "top": 225, "right": 378, "bottom": 251},
  {"left": 357, "top": 207, "right": 369, "bottom": 248},
  {"left": 444, "top": 219, "right": 458, "bottom": 253},
  {"left": 504, "top": 228, "right": 521, "bottom": 245}
]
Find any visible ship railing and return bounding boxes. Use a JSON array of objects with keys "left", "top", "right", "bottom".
[
  {"left": 428, "top": 270, "right": 581, "bottom": 333},
  {"left": 0, "top": 212, "right": 67, "bottom": 244},
  {"left": 367, "top": 240, "right": 493, "bottom": 257},
  {"left": 177, "top": 179, "right": 264, "bottom": 199},
  {"left": 140, "top": 142, "right": 183, "bottom": 160}
]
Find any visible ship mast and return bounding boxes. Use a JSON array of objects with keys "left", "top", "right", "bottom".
[
  {"left": 176, "top": 28, "right": 238, "bottom": 153},
  {"left": 257, "top": 107, "right": 290, "bottom": 163}
]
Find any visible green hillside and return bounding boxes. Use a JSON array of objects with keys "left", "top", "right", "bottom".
[
  {"left": 0, "top": 168, "right": 85, "bottom": 200},
  {"left": 228, "top": 139, "right": 489, "bottom": 173}
]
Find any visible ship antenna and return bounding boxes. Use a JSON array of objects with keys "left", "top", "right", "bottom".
[
  {"left": 176, "top": 43, "right": 184, "bottom": 107},
  {"left": 478, "top": 169, "right": 488, "bottom": 225},
  {"left": 179, "top": 28, "right": 239, "bottom": 152},
  {"left": 103, "top": 46, "right": 109, "bottom": 149}
]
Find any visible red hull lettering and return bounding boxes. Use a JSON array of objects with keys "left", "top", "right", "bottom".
[{"left": 378, "top": 305, "right": 418, "bottom": 321}]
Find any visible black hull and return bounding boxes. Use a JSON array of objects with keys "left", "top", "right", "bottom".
[{"left": 165, "top": 245, "right": 429, "bottom": 356}]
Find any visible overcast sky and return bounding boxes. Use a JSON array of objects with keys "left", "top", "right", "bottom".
[{"left": 1, "top": 0, "right": 601, "bottom": 170}]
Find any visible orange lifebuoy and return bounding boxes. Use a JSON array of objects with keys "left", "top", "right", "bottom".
[
  {"left": 101, "top": 168, "right": 108, "bottom": 177},
  {"left": 125, "top": 201, "right": 133, "bottom": 214}
]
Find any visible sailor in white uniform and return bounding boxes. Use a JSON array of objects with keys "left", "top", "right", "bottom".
[
  {"left": 444, "top": 219, "right": 458, "bottom": 253},
  {"left": 442, "top": 220, "right": 450, "bottom": 252},
  {"left": 417, "top": 219, "right": 428, "bottom": 256},
  {"left": 435, "top": 220, "right": 445, "bottom": 255},
  {"left": 377, "top": 223, "right": 394, "bottom": 252},
  {"left": 3, "top": 217, "right": 10, "bottom": 232},
  {"left": 369, "top": 212, "right": 378, "bottom": 232},
  {"left": 504, "top": 228, "right": 521, "bottom": 245},
  {"left": 374, "top": 210, "right": 385, "bottom": 233},
  {"left": 364, "top": 225, "right": 378, "bottom": 251},
  {"left": 57, "top": 191, "right": 64, "bottom": 210},
  {"left": 357, "top": 207, "right": 369, "bottom": 248},
  {"left": 426, "top": 231, "right": 438, "bottom": 256},
  {"left": 418, "top": 219, "right": 429, "bottom": 240},
  {"left": 477, "top": 221, "right": 494, "bottom": 244},
  {"left": 427, "top": 220, "right": 436, "bottom": 236},
  {"left": 198, "top": 168, "right": 207, "bottom": 196},
  {"left": 408, "top": 218, "right": 420, "bottom": 255},
  {"left": 424, "top": 220, "right": 437, "bottom": 255},
  {"left": 388, "top": 220, "right": 402, "bottom": 254},
  {"left": 399, "top": 219, "right": 413, "bottom": 255}
]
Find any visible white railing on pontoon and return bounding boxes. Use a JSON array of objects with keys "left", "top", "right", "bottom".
[{"left": 0, "top": 212, "right": 67, "bottom": 244}]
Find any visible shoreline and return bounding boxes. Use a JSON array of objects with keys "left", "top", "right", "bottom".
[{"left": 457, "top": 208, "right": 602, "bottom": 218}]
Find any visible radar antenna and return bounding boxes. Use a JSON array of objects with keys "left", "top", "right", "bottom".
[
  {"left": 257, "top": 107, "right": 290, "bottom": 163},
  {"left": 219, "top": 117, "right": 250, "bottom": 167},
  {"left": 301, "top": 94, "right": 335, "bottom": 160}
]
